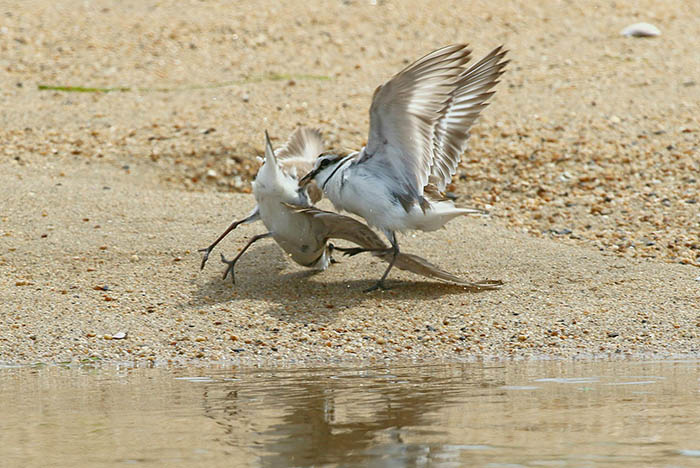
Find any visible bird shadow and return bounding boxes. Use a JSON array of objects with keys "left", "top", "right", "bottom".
[{"left": 189, "top": 242, "right": 497, "bottom": 324}]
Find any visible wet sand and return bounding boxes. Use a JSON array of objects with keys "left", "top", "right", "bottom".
[{"left": 1, "top": 0, "right": 698, "bottom": 365}]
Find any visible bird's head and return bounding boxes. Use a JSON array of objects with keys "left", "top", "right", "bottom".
[{"left": 299, "top": 152, "right": 346, "bottom": 190}]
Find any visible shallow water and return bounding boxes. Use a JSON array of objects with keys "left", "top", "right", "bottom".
[{"left": 1, "top": 360, "right": 699, "bottom": 467}]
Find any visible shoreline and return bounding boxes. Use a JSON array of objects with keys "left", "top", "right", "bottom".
[{"left": 1, "top": 158, "right": 697, "bottom": 366}]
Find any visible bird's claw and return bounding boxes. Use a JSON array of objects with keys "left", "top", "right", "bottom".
[
  {"left": 220, "top": 253, "right": 236, "bottom": 284},
  {"left": 198, "top": 247, "right": 212, "bottom": 270}
]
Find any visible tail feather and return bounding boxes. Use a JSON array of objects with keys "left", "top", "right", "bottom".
[{"left": 411, "top": 201, "right": 485, "bottom": 231}]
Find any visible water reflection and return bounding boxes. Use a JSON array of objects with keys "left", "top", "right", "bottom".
[
  {"left": 201, "top": 365, "right": 507, "bottom": 466},
  {"left": 0, "top": 361, "right": 698, "bottom": 467}
]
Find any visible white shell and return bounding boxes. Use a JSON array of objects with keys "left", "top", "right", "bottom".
[{"left": 620, "top": 22, "right": 661, "bottom": 37}]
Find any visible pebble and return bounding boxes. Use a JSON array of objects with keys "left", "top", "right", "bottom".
[
  {"left": 113, "top": 332, "right": 127, "bottom": 340},
  {"left": 620, "top": 23, "right": 661, "bottom": 38}
]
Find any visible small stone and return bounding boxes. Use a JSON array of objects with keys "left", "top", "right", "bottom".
[
  {"left": 241, "top": 93, "right": 250, "bottom": 103},
  {"left": 518, "top": 335, "right": 528, "bottom": 342},
  {"left": 206, "top": 169, "right": 218, "bottom": 179},
  {"left": 113, "top": 332, "right": 127, "bottom": 340},
  {"left": 195, "top": 336, "right": 207, "bottom": 342},
  {"left": 620, "top": 22, "right": 661, "bottom": 38}
]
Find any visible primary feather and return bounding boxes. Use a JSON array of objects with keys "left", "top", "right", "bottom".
[{"left": 362, "top": 44, "right": 509, "bottom": 199}]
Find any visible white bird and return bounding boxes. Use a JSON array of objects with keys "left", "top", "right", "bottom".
[
  {"left": 300, "top": 44, "right": 508, "bottom": 291},
  {"left": 199, "top": 127, "right": 329, "bottom": 281},
  {"left": 199, "top": 128, "right": 498, "bottom": 288}
]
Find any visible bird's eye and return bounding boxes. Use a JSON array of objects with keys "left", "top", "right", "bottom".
[{"left": 319, "top": 158, "right": 331, "bottom": 168}]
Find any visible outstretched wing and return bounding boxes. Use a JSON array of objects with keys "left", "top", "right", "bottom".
[
  {"left": 284, "top": 204, "right": 502, "bottom": 287},
  {"left": 363, "top": 44, "right": 472, "bottom": 198},
  {"left": 276, "top": 127, "right": 324, "bottom": 174},
  {"left": 428, "top": 46, "right": 508, "bottom": 191},
  {"left": 362, "top": 44, "right": 508, "bottom": 198},
  {"left": 275, "top": 127, "right": 325, "bottom": 202}
]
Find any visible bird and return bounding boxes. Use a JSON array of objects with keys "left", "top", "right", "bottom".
[
  {"left": 199, "top": 128, "right": 499, "bottom": 288},
  {"left": 300, "top": 44, "right": 508, "bottom": 291},
  {"left": 199, "top": 126, "right": 329, "bottom": 281}
]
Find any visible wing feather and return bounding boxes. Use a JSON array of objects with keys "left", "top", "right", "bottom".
[
  {"left": 275, "top": 127, "right": 325, "bottom": 202},
  {"left": 285, "top": 205, "right": 501, "bottom": 287},
  {"left": 429, "top": 46, "right": 509, "bottom": 190},
  {"left": 363, "top": 44, "right": 473, "bottom": 197},
  {"left": 362, "top": 44, "right": 509, "bottom": 198}
]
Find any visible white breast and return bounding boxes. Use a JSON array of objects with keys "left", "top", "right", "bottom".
[
  {"left": 323, "top": 163, "right": 413, "bottom": 236},
  {"left": 253, "top": 161, "right": 330, "bottom": 269}
]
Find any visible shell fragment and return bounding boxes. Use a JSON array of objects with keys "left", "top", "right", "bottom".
[{"left": 621, "top": 23, "right": 661, "bottom": 38}]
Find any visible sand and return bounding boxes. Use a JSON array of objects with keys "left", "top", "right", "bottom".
[{"left": 1, "top": 0, "right": 698, "bottom": 366}]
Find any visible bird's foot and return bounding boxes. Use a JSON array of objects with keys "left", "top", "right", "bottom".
[
  {"left": 198, "top": 247, "right": 213, "bottom": 270},
  {"left": 220, "top": 253, "right": 237, "bottom": 284}
]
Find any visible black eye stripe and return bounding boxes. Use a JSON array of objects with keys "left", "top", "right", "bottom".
[{"left": 321, "top": 155, "right": 350, "bottom": 190}]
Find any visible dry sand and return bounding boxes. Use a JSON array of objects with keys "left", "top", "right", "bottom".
[{"left": 1, "top": 0, "right": 698, "bottom": 365}]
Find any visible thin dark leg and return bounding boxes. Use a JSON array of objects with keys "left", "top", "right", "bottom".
[
  {"left": 328, "top": 243, "right": 340, "bottom": 264},
  {"left": 365, "top": 232, "right": 399, "bottom": 292},
  {"left": 199, "top": 216, "right": 250, "bottom": 270},
  {"left": 333, "top": 246, "right": 391, "bottom": 257},
  {"left": 220, "top": 232, "right": 271, "bottom": 284}
]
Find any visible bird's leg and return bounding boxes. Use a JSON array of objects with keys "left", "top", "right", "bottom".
[
  {"left": 199, "top": 215, "right": 253, "bottom": 270},
  {"left": 365, "top": 232, "right": 399, "bottom": 292},
  {"left": 328, "top": 243, "right": 340, "bottom": 264},
  {"left": 334, "top": 246, "right": 392, "bottom": 257},
  {"left": 220, "top": 232, "right": 272, "bottom": 284}
]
